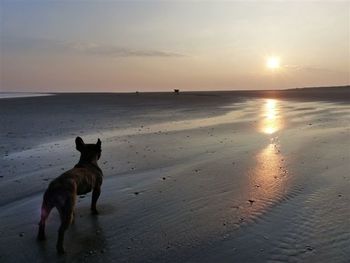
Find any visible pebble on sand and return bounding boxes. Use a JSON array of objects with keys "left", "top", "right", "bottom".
[
  {"left": 248, "top": 199, "right": 255, "bottom": 205},
  {"left": 305, "top": 245, "right": 314, "bottom": 251}
]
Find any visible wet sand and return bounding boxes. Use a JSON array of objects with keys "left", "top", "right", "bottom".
[{"left": 0, "top": 87, "right": 349, "bottom": 262}]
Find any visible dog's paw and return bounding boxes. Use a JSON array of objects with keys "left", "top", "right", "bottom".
[
  {"left": 37, "top": 234, "right": 46, "bottom": 241},
  {"left": 56, "top": 246, "right": 65, "bottom": 254},
  {"left": 91, "top": 209, "right": 99, "bottom": 215}
]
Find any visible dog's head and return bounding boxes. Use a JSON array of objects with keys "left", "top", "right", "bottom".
[{"left": 75, "top": 137, "right": 102, "bottom": 162}]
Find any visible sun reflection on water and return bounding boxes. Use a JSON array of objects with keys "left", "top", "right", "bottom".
[
  {"left": 248, "top": 141, "right": 287, "bottom": 210},
  {"left": 247, "top": 99, "right": 288, "bottom": 213},
  {"left": 254, "top": 143, "right": 281, "bottom": 187},
  {"left": 261, "top": 99, "right": 282, "bottom": 134}
]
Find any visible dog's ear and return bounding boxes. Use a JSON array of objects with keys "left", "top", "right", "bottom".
[
  {"left": 96, "top": 138, "right": 101, "bottom": 147},
  {"left": 75, "top": 137, "right": 85, "bottom": 152}
]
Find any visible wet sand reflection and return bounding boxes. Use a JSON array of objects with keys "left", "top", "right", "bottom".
[
  {"left": 248, "top": 99, "right": 287, "bottom": 211},
  {"left": 261, "top": 99, "right": 282, "bottom": 134},
  {"left": 252, "top": 142, "right": 285, "bottom": 196}
]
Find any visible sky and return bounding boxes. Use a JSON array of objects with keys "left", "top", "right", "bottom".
[{"left": 0, "top": 0, "right": 349, "bottom": 92}]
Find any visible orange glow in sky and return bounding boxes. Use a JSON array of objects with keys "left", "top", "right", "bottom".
[{"left": 1, "top": 1, "right": 348, "bottom": 92}]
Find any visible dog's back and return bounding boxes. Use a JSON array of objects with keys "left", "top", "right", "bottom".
[{"left": 48, "top": 165, "right": 102, "bottom": 197}]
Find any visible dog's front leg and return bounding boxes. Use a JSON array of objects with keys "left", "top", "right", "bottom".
[{"left": 91, "top": 186, "right": 101, "bottom": 214}]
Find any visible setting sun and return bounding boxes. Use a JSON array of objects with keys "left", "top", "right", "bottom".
[{"left": 266, "top": 56, "right": 281, "bottom": 70}]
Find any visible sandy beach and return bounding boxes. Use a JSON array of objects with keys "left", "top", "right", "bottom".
[{"left": 0, "top": 87, "right": 349, "bottom": 263}]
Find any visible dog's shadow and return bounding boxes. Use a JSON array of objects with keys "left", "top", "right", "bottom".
[
  {"left": 36, "top": 210, "right": 108, "bottom": 262},
  {"left": 66, "top": 211, "right": 108, "bottom": 256}
]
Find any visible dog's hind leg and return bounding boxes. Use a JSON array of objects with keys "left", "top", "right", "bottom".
[
  {"left": 56, "top": 196, "right": 75, "bottom": 254},
  {"left": 72, "top": 210, "right": 75, "bottom": 224},
  {"left": 37, "top": 193, "right": 53, "bottom": 241},
  {"left": 91, "top": 186, "right": 101, "bottom": 214}
]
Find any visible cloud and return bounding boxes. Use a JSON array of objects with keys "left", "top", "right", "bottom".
[
  {"left": 72, "top": 43, "right": 185, "bottom": 57},
  {"left": 1, "top": 36, "right": 186, "bottom": 58},
  {"left": 301, "top": 66, "right": 344, "bottom": 74},
  {"left": 283, "top": 64, "right": 347, "bottom": 75},
  {"left": 283, "top": 64, "right": 301, "bottom": 70}
]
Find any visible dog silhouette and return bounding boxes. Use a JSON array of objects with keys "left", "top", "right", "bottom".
[{"left": 37, "top": 137, "right": 103, "bottom": 254}]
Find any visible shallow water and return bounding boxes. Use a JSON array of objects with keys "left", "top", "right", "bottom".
[{"left": 0, "top": 93, "right": 53, "bottom": 99}]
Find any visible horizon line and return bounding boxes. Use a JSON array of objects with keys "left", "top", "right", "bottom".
[{"left": 1, "top": 85, "right": 349, "bottom": 94}]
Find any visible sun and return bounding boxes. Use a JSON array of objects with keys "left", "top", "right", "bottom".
[{"left": 266, "top": 56, "right": 281, "bottom": 70}]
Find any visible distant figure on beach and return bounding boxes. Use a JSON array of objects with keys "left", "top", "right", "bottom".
[
  {"left": 37, "top": 137, "right": 103, "bottom": 254},
  {"left": 174, "top": 89, "right": 180, "bottom": 94}
]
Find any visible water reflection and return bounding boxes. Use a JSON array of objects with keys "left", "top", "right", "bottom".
[
  {"left": 261, "top": 99, "right": 282, "bottom": 134},
  {"left": 249, "top": 98, "right": 287, "bottom": 210},
  {"left": 249, "top": 140, "right": 287, "bottom": 211},
  {"left": 253, "top": 142, "right": 282, "bottom": 190}
]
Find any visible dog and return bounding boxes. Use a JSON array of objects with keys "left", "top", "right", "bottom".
[{"left": 37, "top": 136, "right": 103, "bottom": 254}]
